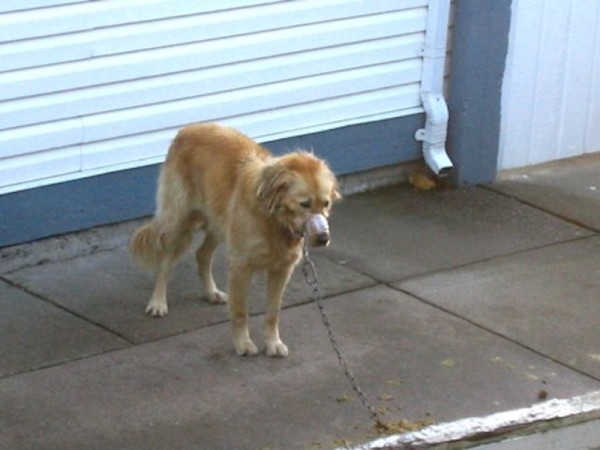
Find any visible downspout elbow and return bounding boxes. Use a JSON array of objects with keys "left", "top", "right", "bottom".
[{"left": 415, "top": 92, "right": 453, "bottom": 176}]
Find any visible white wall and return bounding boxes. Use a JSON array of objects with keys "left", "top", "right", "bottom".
[
  {"left": 0, "top": 0, "right": 432, "bottom": 194},
  {"left": 499, "top": 0, "right": 600, "bottom": 170}
]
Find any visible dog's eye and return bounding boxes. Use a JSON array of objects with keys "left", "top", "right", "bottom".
[
  {"left": 299, "top": 200, "right": 311, "bottom": 209},
  {"left": 323, "top": 200, "right": 330, "bottom": 208}
]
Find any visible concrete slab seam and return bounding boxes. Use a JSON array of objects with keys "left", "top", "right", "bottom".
[
  {"left": 482, "top": 184, "right": 600, "bottom": 234},
  {"left": 1, "top": 276, "right": 135, "bottom": 346},
  {"left": 386, "top": 233, "right": 598, "bottom": 288},
  {"left": 390, "top": 284, "right": 600, "bottom": 385}
]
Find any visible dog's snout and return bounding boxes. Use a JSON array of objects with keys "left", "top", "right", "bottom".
[{"left": 314, "top": 232, "right": 330, "bottom": 247}]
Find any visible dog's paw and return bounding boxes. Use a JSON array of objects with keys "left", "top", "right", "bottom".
[
  {"left": 234, "top": 338, "right": 258, "bottom": 357},
  {"left": 145, "top": 300, "right": 168, "bottom": 317},
  {"left": 206, "top": 289, "right": 228, "bottom": 305},
  {"left": 265, "top": 340, "right": 289, "bottom": 358}
]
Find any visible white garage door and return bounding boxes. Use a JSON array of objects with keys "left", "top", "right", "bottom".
[{"left": 0, "top": 0, "right": 433, "bottom": 194}]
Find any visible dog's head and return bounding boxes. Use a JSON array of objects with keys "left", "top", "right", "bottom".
[{"left": 257, "top": 152, "right": 340, "bottom": 246}]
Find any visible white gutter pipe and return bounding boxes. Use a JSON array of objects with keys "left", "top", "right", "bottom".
[{"left": 415, "top": 0, "right": 454, "bottom": 176}]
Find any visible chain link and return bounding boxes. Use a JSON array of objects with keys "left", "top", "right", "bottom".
[{"left": 302, "top": 240, "right": 387, "bottom": 431}]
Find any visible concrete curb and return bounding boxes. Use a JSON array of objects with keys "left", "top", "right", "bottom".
[{"left": 349, "top": 391, "right": 600, "bottom": 449}]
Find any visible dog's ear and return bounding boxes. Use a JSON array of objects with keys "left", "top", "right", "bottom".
[
  {"left": 331, "top": 182, "right": 342, "bottom": 202},
  {"left": 257, "top": 163, "right": 292, "bottom": 214}
]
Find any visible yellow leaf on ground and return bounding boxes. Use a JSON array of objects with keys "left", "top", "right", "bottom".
[
  {"left": 441, "top": 358, "right": 457, "bottom": 367},
  {"left": 336, "top": 394, "right": 352, "bottom": 403},
  {"left": 408, "top": 172, "right": 437, "bottom": 190}
]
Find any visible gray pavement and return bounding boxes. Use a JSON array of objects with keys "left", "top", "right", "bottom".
[{"left": 1, "top": 155, "right": 600, "bottom": 449}]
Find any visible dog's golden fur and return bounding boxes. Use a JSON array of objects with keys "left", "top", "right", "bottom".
[{"left": 130, "top": 123, "right": 340, "bottom": 356}]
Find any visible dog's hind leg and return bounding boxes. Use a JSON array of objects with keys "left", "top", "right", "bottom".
[
  {"left": 195, "top": 230, "right": 227, "bottom": 304},
  {"left": 145, "top": 257, "right": 174, "bottom": 317},
  {"left": 132, "top": 162, "right": 196, "bottom": 317},
  {"left": 263, "top": 265, "right": 294, "bottom": 357},
  {"left": 144, "top": 218, "right": 194, "bottom": 317}
]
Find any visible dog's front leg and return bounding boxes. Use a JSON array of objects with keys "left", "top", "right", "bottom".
[
  {"left": 264, "top": 266, "right": 294, "bottom": 357},
  {"left": 228, "top": 264, "right": 258, "bottom": 356}
]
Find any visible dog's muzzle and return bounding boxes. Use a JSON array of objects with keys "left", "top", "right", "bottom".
[{"left": 304, "top": 214, "right": 330, "bottom": 247}]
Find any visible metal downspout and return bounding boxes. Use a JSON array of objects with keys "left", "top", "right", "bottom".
[{"left": 415, "top": 0, "right": 453, "bottom": 176}]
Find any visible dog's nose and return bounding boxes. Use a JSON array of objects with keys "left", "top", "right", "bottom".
[{"left": 314, "top": 232, "right": 330, "bottom": 247}]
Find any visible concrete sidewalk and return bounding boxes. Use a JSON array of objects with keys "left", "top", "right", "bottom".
[{"left": 1, "top": 154, "right": 600, "bottom": 449}]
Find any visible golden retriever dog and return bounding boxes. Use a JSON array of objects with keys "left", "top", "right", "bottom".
[{"left": 130, "top": 123, "right": 340, "bottom": 357}]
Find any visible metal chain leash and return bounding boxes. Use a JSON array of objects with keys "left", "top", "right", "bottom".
[{"left": 301, "top": 240, "right": 388, "bottom": 432}]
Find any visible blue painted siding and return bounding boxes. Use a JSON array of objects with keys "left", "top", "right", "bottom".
[{"left": 0, "top": 116, "right": 422, "bottom": 247}]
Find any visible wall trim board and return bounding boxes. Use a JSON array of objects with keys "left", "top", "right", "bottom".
[{"left": 446, "top": 0, "right": 512, "bottom": 185}]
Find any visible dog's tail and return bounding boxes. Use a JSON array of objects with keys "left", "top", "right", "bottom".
[
  {"left": 129, "top": 221, "right": 165, "bottom": 271},
  {"left": 130, "top": 137, "right": 198, "bottom": 271},
  {"left": 130, "top": 215, "right": 196, "bottom": 271}
]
